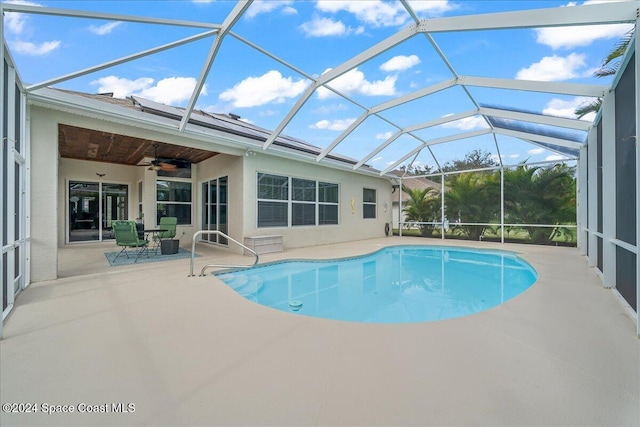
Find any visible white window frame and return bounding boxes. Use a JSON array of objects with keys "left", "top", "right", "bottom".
[
  {"left": 156, "top": 177, "right": 193, "bottom": 226},
  {"left": 256, "top": 172, "right": 339, "bottom": 228},
  {"left": 363, "top": 187, "right": 377, "bottom": 219}
]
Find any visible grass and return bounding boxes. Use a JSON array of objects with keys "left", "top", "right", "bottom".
[{"left": 395, "top": 226, "right": 577, "bottom": 247}]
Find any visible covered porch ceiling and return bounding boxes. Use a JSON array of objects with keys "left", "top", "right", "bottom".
[
  {"left": 57, "top": 123, "right": 219, "bottom": 166},
  {"left": 3, "top": 1, "right": 638, "bottom": 175}
]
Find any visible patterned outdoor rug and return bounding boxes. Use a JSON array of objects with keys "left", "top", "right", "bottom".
[{"left": 105, "top": 247, "right": 200, "bottom": 267}]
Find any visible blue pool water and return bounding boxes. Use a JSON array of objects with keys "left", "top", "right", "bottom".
[{"left": 215, "top": 245, "right": 537, "bottom": 323}]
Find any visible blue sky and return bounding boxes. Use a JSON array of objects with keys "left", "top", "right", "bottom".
[{"left": 3, "top": 0, "right": 633, "bottom": 172}]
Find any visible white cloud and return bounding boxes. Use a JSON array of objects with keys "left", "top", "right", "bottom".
[
  {"left": 376, "top": 131, "right": 393, "bottom": 140},
  {"left": 246, "top": 1, "right": 295, "bottom": 18},
  {"left": 89, "top": 21, "right": 122, "bottom": 35},
  {"left": 91, "top": 75, "right": 205, "bottom": 105},
  {"left": 300, "top": 17, "right": 357, "bottom": 37},
  {"left": 371, "top": 156, "right": 383, "bottom": 162},
  {"left": 312, "top": 103, "right": 349, "bottom": 114},
  {"left": 314, "top": 0, "right": 452, "bottom": 29},
  {"left": 4, "top": 1, "right": 61, "bottom": 56},
  {"left": 441, "top": 116, "right": 489, "bottom": 130},
  {"left": 543, "top": 96, "right": 597, "bottom": 121},
  {"left": 315, "top": 0, "right": 407, "bottom": 27},
  {"left": 516, "top": 53, "right": 587, "bottom": 81},
  {"left": 317, "top": 67, "right": 397, "bottom": 99},
  {"left": 4, "top": 0, "right": 42, "bottom": 34},
  {"left": 534, "top": 1, "right": 632, "bottom": 49},
  {"left": 528, "top": 148, "right": 545, "bottom": 155},
  {"left": 10, "top": 40, "right": 60, "bottom": 55},
  {"left": 282, "top": 6, "right": 298, "bottom": 15},
  {"left": 139, "top": 77, "right": 205, "bottom": 105},
  {"left": 545, "top": 154, "right": 568, "bottom": 161},
  {"left": 536, "top": 23, "right": 632, "bottom": 50},
  {"left": 219, "top": 70, "right": 308, "bottom": 108},
  {"left": 309, "top": 118, "right": 356, "bottom": 131},
  {"left": 408, "top": 0, "right": 454, "bottom": 16},
  {"left": 380, "top": 55, "right": 421, "bottom": 72}
]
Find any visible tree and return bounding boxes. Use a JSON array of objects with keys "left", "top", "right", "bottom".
[
  {"left": 402, "top": 186, "right": 440, "bottom": 236},
  {"left": 441, "top": 149, "right": 498, "bottom": 172},
  {"left": 574, "top": 29, "right": 633, "bottom": 118},
  {"left": 444, "top": 172, "right": 499, "bottom": 240},
  {"left": 502, "top": 164, "right": 576, "bottom": 243}
]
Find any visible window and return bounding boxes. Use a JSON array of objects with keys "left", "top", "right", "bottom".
[
  {"left": 257, "top": 173, "right": 339, "bottom": 228},
  {"left": 319, "top": 182, "right": 339, "bottom": 225},
  {"left": 257, "top": 173, "right": 288, "bottom": 227},
  {"left": 363, "top": 188, "right": 376, "bottom": 219},
  {"left": 156, "top": 179, "right": 192, "bottom": 225},
  {"left": 292, "top": 178, "right": 316, "bottom": 226}
]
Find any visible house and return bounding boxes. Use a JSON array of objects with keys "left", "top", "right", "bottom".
[
  {"left": 387, "top": 170, "right": 441, "bottom": 230},
  {"left": 29, "top": 88, "right": 393, "bottom": 283}
]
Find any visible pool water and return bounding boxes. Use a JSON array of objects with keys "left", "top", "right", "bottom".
[{"left": 215, "top": 245, "right": 538, "bottom": 323}]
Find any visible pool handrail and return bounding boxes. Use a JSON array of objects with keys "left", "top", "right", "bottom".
[{"left": 189, "top": 230, "right": 259, "bottom": 277}]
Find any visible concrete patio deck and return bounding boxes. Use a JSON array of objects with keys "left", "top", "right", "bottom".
[{"left": 1, "top": 237, "right": 638, "bottom": 426}]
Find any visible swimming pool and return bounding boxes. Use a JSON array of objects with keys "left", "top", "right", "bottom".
[{"left": 215, "top": 245, "right": 537, "bottom": 323}]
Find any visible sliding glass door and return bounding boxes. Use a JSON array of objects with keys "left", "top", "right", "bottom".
[{"left": 68, "top": 181, "right": 128, "bottom": 242}]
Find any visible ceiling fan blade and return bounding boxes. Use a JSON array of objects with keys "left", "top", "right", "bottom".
[{"left": 158, "top": 162, "right": 177, "bottom": 171}]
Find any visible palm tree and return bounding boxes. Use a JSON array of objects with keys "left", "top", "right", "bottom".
[
  {"left": 502, "top": 164, "right": 576, "bottom": 243},
  {"left": 444, "top": 172, "right": 499, "bottom": 240},
  {"left": 402, "top": 186, "right": 440, "bottom": 237},
  {"left": 575, "top": 29, "right": 634, "bottom": 118}
]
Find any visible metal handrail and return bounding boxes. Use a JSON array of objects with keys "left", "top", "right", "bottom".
[{"left": 189, "top": 230, "right": 259, "bottom": 277}]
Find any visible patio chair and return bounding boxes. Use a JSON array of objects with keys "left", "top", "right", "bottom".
[
  {"left": 153, "top": 216, "right": 177, "bottom": 253},
  {"left": 112, "top": 220, "right": 150, "bottom": 262}
]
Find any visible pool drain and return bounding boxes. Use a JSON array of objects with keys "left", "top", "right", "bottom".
[{"left": 289, "top": 300, "right": 303, "bottom": 311}]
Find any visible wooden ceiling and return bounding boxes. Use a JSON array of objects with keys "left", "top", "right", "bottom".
[{"left": 58, "top": 124, "right": 218, "bottom": 165}]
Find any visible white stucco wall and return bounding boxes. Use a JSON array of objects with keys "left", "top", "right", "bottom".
[
  {"left": 30, "top": 107, "right": 59, "bottom": 282},
  {"left": 196, "top": 153, "right": 243, "bottom": 246},
  {"left": 241, "top": 153, "right": 393, "bottom": 251}
]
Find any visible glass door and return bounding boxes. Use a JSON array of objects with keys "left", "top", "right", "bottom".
[
  {"left": 68, "top": 181, "right": 128, "bottom": 242},
  {"left": 102, "top": 183, "right": 128, "bottom": 240},
  {"left": 202, "top": 176, "right": 228, "bottom": 245}
]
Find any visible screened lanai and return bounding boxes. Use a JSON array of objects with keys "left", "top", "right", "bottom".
[{"left": 1, "top": 0, "right": 639, "bottom": 338}]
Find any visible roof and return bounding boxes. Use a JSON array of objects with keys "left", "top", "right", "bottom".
[{"left": 388, "top": 170, "right": 441, "bottom": 203}]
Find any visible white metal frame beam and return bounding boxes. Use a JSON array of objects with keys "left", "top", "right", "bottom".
[
  {"left": 27, "top": 30, "right": 219, "bottom": 92},
  {"left": 179, "top": 0, "right": 252, "bottom": 131},
  {"left": 316, "top": 79, "right": 457, "bottom": 162},
  {"left": 262, "top": 23, "right": 419, "bottom": 150},
  {"left": 459, "top": 76, "right": 608, "bottom": 97},
  {"left": 379, "top": 129, "right": 492, "bottom": 175},
  {"left": 1, "top": 3, "right": 221, "bottom": 29},
  {"left": 418, "top": 1, "right": 640, "bottom": 33},
  {"left": 352, "top": 109, "right": 480, "bottom": 170}
]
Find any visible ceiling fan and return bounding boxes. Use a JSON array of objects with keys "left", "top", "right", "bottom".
[{"left": 138, "top": 143, "right": 190, "bottom": 171}]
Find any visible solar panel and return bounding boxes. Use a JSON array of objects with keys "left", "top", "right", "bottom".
[{"left": 131, "top": 96, "right": 184, "bottom": 120}]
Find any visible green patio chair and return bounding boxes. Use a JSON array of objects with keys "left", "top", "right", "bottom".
[
  {"left": 153, "top": 216, "right": 177, "bottom": 253},
  {"left": 112, "top": 220, "right": 150, "bottom": 262}
]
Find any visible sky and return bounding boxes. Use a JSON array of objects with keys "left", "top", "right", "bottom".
[{"left": 2, "top": 0, "right": 634, "bottom": 173}]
